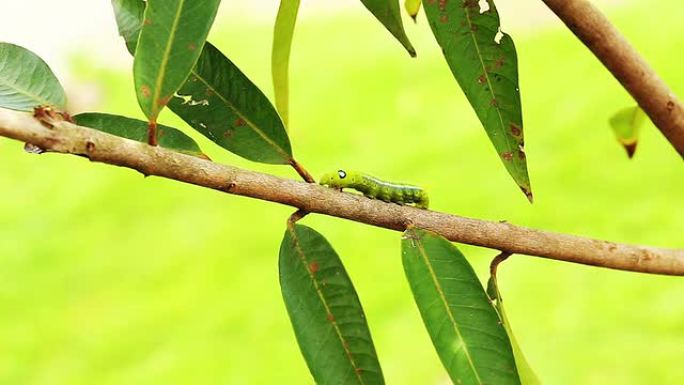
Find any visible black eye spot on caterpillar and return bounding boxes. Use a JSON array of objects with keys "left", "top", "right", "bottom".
[{"left": 320, "top": 170, "right": 429, "bottom": 209}]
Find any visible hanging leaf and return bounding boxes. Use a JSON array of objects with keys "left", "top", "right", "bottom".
[
  {"left": 133, "top": 0, "right": 221, "bottom": 123},
  {"left": 74, "top": 112, "right": 206, "bottom": 158},
  {"left": 402, "top": 227, "right": 521, "bottom": 385},
  {"left": 487, "top": 274, "right": 541, "bottom": 385},
  {"left": 111, "top": 0, "right": 293, "bottom": 164},
  {"left": 0, "top": 43, "right": 66, "bottom": 112},
  {"left": 168, "top": 44, "right": 293, "bottom": 164},
  {"left": 272, "top": 0, "right": 301, "bottom": 128},
  {"left": 360, "top": 0, "right": 416, "bottom": 57},
  {"left": 280, "top": 224, "right": 385, "bottom": 385},
  {"left": 423, "top": 0, "right": 531, "bottom": 202},
  {"left": 111, "top": 0, "right": 145, "bottom": 54},
  {"left": 404, "top": 0, "right": 421, "bottom": 22},
  {"left": 609, "top": 106, "right": 646, "bottom": 158}
]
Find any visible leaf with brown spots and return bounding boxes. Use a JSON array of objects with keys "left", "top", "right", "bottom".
[
  {"left": 609, "top": 106, "right": 646, "bottom": 158},
  {"left": 360, "top": 0, "right": 416, "bottom": 57},
  {"left": 133, "top": 0, "right": 221, "bottom": 124},
  {"left": 113, "top": 0, "right": 293, "bottom": 164},
  {"left": 423, "top": 0, "right": 532, "bottom": 201},
  {"left": 280, "top": 224, "right": 385, "bottom": 385},
  {"left": 402, "top": 228, "right": 521, "bottom": 385}
]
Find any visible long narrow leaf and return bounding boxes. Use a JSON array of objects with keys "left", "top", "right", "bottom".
[
  {"left": 280, "top": 224, "right": 384, "bottom": 385},
  {"left": 133, "top": 0, "right": 221, "bottom": 123},
  {"left": 0, "top": 43, "right": 66, "bottom": 112},
  {"left": 360, "top": 0, "right": 416, "bottom": 57},
  {"left": 74, "top": 113, "right": 206, "bottom": 158},
  {"left": 423, "top": 1, "right": 531, "bottom": 201},
  {"left": 487, "top": 276, "right": 540, "bottom": 385},
  {"left": 272, "top": 0, "right": 301, "bottom": 128},
  {"left": 402, "top": 228, "right": 520, "bottom": 385},
  {"left": 112, "top": 0, "right": 293, "bottom": 164}
]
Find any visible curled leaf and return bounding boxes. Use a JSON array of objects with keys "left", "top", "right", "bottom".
[
  {"left": 609, "top": 106, "right": 646, "bottom": 158},
  {"left": 272, "top": 0, "right": 301, "bottom": 128}
]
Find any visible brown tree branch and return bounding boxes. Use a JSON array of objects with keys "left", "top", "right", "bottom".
[
  {"left": 541, "top": 0, "right": 684, "bottom": 157},
  {"left": 0, "top": 107, "right": 682, "bottom": 275}
]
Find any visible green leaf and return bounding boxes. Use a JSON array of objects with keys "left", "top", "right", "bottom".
[
  {"left": 73, "top": 112, "right": 206, "bottom": 158},
  {"left": 272, "top": 0, "right": 301, "bottom": 128},
  {"left": 609, "top": 106, "right": 646, "bottom": 158},
  {"left": 401, "top": 228, "right": 521, "bottom": 385},
  {"left": 404, "top": 0, "right": 421, "bottom": 22},
  {"left": 0, "top": 42, "right": 66, "bottom": 112},
  {"left": 112, "top": 0, "right": 293, "bottom": 164},
  {"left": 487, "top": 276, "right": 540, "bottom": 385},
  {"left": 111, "top": 0, "right": 145, "bottom": 54},
  {"left": 280, "top": 224, "right": 385, "bottom": 385},
  {"left": 168, "top": 43, "right": 293, "bottom": 164},
  {"left": 423, "top": 1, "right": 531, "bottom": 201},
  {"left": 133, "top": 0, "right": 221, "bottom": 123},
  {"left": 360, "top": 0, "right": 416, "bottom": 57}
]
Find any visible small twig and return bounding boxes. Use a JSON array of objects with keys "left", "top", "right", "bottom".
[
  {"left": 0, "top": 108, "right": 682, "bottom": 276},
  {"left": 289, "top": 158, "right": 315, "bottom": 183},
  {"left": 490, "top": 251, "right": 513, "bottom": 281},
  {"left": 542, "top": 0, "right": 684, "bottom": 157},
  {"left": 147, "top": 121, "right": 158, "bottom": 146},
  {"left": 287, "top": 209, "right": 309, "bottom": 228}
]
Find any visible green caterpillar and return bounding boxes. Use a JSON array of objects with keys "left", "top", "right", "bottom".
[{"left": 319, "top": 170, "right": 429, "bottom": 209}]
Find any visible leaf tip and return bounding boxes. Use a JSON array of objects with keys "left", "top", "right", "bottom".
[
  {"left": 520, "top": 186, "right": 534, "bottom": 204},
  {"left": 624, "top": 142, "right": 638, "bottom": 158}
]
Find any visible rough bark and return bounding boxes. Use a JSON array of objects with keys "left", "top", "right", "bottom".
[
  {"left": 542, "top": 0, "right": 684, "bottom": 157},
  {"left": 0, "top": 108, "right": 682, "bottom": 276}
]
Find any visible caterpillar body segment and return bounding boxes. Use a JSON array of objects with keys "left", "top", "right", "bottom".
[{"left": 319, "top": 170, "right": 429, "bottom": 209}]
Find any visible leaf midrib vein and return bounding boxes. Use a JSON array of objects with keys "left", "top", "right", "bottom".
[
  {"left": 462, "top": 7, "right": 522, "bottom": 177},
  {"left": 191, "top": 70, "right": 290, "bottom": 160},
  {"left": 288, "top": 228, "right": 367, "bottom": 385},
  {"left": 414, "top": 235, "right": 484, "bottom": 385},
  {"left": 151, "top": 0, "right": 186, "bottom": 119}
]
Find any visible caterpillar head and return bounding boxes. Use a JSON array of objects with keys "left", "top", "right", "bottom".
[{"left": 319, "top": 169, "right": 350, "bottom": 188}]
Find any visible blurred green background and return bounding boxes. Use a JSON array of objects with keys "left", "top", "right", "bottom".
[{"left": 1, "top": 1, "right": 683, "bottom": 384}]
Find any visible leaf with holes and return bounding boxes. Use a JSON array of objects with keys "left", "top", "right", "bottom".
[
  {"left": 404, "top": 0, "right": 421, "bottom": 22},
  {"left": 280, "top": 224, "right": 385, "bottom": 385},
  {"left": 360, "top": 0, "right": 416, "bottom": 57},
  {"left": 609, "top": 106, "right": 646, "bottom": 158},
  {"left": 112, "top": 0, "right": 293, "bottom": 164},
  {"left": 487, "top": 275, "right": 541, "bottom": 385},
  {"left": 272, "top": 0, "right": 301, "bottom": 128},
  {"left": 74, "top": 113, "right": 206, "bottom": 158},
  {"left": 111, "top": 0, "right": 145, "bottom": 54},
  {"left": 402, "top": 228, "right": 521, "bottom": 385},
  {"left": 133, "top": 0, "right": 221, "bottom": 123},
  {"left": 423, "top": 0, "right": 531, "bottom": 201},
  {"left": 0, "top": 43, "right": 66, "bottom": 112},
  {"left": 168, "top": 43, "right": 293, "bottom": 164}
]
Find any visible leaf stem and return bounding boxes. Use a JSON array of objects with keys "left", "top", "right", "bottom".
[{"left": 289, "top": 158, "right": 315, "bottom": 183}]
